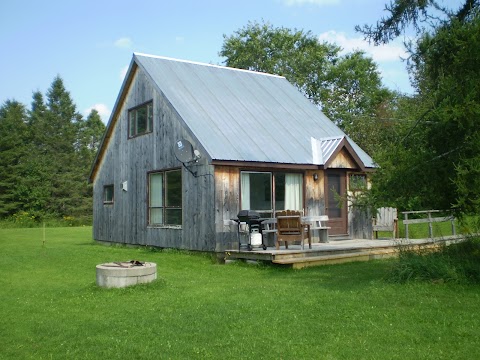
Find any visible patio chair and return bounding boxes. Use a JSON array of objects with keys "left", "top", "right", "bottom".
[
  {"left": 372, "top": 207, "right": 398, "bottom": 239},
  {"left": 276, "top": 210, "right": 311, "bottom": 250}
]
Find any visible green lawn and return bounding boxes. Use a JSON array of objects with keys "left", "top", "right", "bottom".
[{"left": 1, "top": 227, "right": 479, "bottom": 359}]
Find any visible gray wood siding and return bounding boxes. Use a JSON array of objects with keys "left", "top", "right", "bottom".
[{"left": 93, "top": 68, "right": 216, "bottom": 251}]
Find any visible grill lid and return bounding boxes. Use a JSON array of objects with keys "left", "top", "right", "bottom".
[{"left": 237, "top": 210, "right": 261, "bottom": 221}]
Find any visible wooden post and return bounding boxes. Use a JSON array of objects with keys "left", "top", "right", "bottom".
[
  {"left": 428, "top": 211, "right": 433, "bottom": 238},
  {"left": 42, "top": 222, "right": 46, "bottom": 247},
  {"left": 451, "top": 217, "right": 456, "bottom": 236},
  {"left": 404, "top": 212, "right": 409, "bottom": 240}
]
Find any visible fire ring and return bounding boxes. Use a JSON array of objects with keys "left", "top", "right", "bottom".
[{"left": 96, "top": 261, "right": 157, "bottom": 288}]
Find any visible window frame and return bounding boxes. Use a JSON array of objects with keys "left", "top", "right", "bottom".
[
  {"left": 128, "top": 100, "right": 153, "bottom": 138},
  {"left": 103, "top": 184, "right": 114, "bottom": 205},
  {"left": 240, "top": 170, "right": 304, "bottom": 217},
  {"left": 349, "top": 173, "right": 367, "bottom": 191},
  {"left": 148, "top": 168, "right": 182, "bottom": 227}
]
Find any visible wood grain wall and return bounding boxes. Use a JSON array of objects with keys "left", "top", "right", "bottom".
[{"left": 93, "top": 67, "right": 216, "bottom": 251}]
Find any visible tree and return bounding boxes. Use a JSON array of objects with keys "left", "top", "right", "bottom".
[
  {"left": 78, "top": 109, "right": 105, "bottom": 163},
  {"left": 322, "top": 51, "right": 394, "bottom": 155},
  {"left": 220, "top": 21, "right": 394, "bottom": 157},
  {"left": 220, "top": 21, "right": 339, "bottom": 105},
  {"left": 0, "top": 101, "right": 28, "bottom": 216},
  {"left": 357, "top": 1, "right": 480, "bottom": 215},
  {"left": 0, "top": 76, "right": 105, "bottom": 223}
]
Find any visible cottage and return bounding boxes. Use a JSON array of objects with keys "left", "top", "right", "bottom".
[{"left": 89, "top": 53, "right": 375, "bottom": 252}]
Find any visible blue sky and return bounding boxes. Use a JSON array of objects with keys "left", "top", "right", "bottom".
[{"left": 1, "top": 0, "right": 420, "bottom": 122}]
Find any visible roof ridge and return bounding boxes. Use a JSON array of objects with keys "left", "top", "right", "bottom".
[{"left": 133, "top": 52, "right": 285, "bottom": 79}]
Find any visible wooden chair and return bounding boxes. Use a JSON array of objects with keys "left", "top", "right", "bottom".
[
  {"left": 276, "top": 210, "right": 311, "bottom": 250},
  {"left": 372, "top": 207, "right": 398, "bottom": 239}
]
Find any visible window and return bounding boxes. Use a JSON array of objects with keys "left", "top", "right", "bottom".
[
  {"left": 240, "top": 171, "right": 303, "bottom": 217},
  {"left": 128, "top": 101, "right": 153, "bottom": 138},
  {"left": 103, "top": 185, "right": 114, "bottom": 204},
  {"left": 349, "top": 174, "right": 367, "bottom": 191},
  {"left": 149, "top": 169, "right": 182, "bottom": 226}
]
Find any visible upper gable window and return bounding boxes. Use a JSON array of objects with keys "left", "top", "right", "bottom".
[{"left": 128, "top": 101, "right": 153, "bottom": 138}]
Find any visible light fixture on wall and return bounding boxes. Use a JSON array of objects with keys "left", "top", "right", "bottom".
[{"left": 313, "top": 173, "right": 318, "bottom": 181}]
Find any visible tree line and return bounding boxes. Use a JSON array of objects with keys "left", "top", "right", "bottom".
[{"left": 0, "top": 76, "right": 105, "bottom": 224}]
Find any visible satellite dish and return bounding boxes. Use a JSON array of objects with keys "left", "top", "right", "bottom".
[{"left": 174, "top": 139, "right": 195, "bottom": 163}]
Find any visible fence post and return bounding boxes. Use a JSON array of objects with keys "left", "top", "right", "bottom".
[
  {"left": 451, "top": 217, "right": 456, "bottom": 236},
  {"left": 428, "top": 211, "right": 433, "bottom": 238},
  {"left": 404, "top": 212, "right": 409, "bottom": 240}
]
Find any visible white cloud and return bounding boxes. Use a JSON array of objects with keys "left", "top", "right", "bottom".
[
  {"left": 175, "top": 36, "right": 185, "bottom": 43},
  {"left": 84, "top": 104, "right": 111, "bottom": 123},
  {"left": 318, "top": 30, "right": 408, "bottom": 62},
  {"left": 114, "top": 37, "right": 133, "bottom": 48},
  {"left": 283, "top": 0, "right": 340, "bottom": 6}
]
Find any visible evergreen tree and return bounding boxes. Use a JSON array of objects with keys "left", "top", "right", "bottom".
[{"left": 0, "top": 101, "right": 28, "bottom": 216}]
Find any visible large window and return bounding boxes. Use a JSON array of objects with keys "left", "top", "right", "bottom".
[
  {"left": 128, "top": 101, "right": 153, "bottom": 138},
  {"left": 240, "top": 171, "right": 303, "bottom": 217},
  {"left": 149, "top": 169, "right": 182, "bottom": 226}
]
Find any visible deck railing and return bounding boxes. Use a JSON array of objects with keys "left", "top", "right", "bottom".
[{"left": 402, "top": 210, "right": 456, "bottom": 240}]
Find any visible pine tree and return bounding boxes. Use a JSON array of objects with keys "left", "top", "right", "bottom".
[{"left": 0, "top": 101, "right": 28, "bottom": 216}]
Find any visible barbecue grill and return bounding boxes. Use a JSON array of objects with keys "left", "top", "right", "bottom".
[{"left": 232, "top": 210, "right": 267, "bottom": 251}]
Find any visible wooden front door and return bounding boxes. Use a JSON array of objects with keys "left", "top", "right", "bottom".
[{"left": 325, "top": 171, "right": 348, "bottom": 235}]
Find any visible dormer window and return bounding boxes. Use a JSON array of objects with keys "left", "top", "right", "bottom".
[{"left": 128, "top": 101, "right": 153, "bottom": 138}]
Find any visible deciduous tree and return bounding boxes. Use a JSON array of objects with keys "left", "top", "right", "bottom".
[{"left": 220, "top": 21, "right": 394, "bottom": 156}]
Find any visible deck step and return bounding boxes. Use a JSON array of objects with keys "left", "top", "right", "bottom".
[{"left": 272, "top": 249, "right": 396, "bottom": 269}]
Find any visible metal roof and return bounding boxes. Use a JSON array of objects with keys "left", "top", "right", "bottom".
[{"left": 133, "top": 53, "right": 375, "bottom": 168}]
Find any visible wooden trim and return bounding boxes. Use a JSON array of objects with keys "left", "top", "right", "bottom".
[
  {"left": 324, "top": 138, "right": 366, "bottom": 172},
  {"left": 212, "top": 160, "right": 319, "bottom": 170}
]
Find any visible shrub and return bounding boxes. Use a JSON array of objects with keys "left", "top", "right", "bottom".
[{"left": 388, "top": 236, "right": 480, "bottom": 284}]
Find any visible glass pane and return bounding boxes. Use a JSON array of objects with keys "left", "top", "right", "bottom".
[
  {"left": 165, "top": 209, "right": 182, "bottom": 225},
  {"left": 166, "top": 170, "right": 182, "bottom": 206},
  {"left": 248, "top": 172, "right": 271, "bottom": 212},
  {"left": 136, "top": 106, "right": 147, "bottom": 134},
  {"left": 328, "top": 174, "right": 342, "bottom": 218},
  {"left": 147, "top": 103, "right": 153, "bottom": 132},
  {"left": 150, "top": 173, "right": 163, "bottom": 207},
  {"left": 128, "top": 112, "right": 135, "bottom": 137},
  {"left": 350, "top": 174, "right": 367, "bottom": 190},
  {"left": 150, "top": 208, "right": 163, "bottom": 225},
  {"left": 240, "top": 172, "right": 251, "bottom": 209},
  {"left": 284, "top": 173, "right": 303, "bottom": 210},
  {"left": 104, "top": 185, "right": 114, "bottom": 202},
  {"left": 274, "top": 173, "right": 285, "bottom": 210}
]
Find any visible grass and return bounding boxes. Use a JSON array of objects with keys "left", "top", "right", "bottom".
[{"left": 1, "top": 227, "right": 480, "bottom": 359}]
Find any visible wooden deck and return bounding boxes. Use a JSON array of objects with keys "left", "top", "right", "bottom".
[{"left": 224, "top": 235, "right": 466, "bottom": 269}]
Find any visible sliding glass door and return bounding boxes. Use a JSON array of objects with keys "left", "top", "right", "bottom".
[{"left": 240, "top": 171, "right": 303, "bottom": 217}]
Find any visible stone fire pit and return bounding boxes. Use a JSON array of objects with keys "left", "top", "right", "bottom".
[{"left": 96, "top": 261, "right": 157, "bottom": 288}]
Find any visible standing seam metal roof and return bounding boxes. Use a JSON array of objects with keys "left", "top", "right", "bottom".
[{"left": 134, "top": 53, "right": 375, "bottom": 168}]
